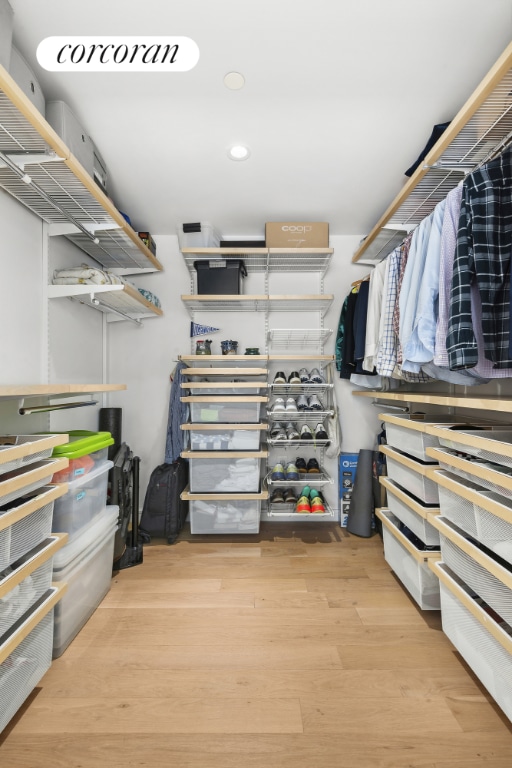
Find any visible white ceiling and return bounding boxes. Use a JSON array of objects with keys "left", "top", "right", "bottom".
[{"left": 7, "top": 0, "right": 512, "bottom": 242}]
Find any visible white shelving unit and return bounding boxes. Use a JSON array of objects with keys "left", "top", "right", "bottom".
[
  {"left": 180, "top": 246, "right": 333, "bottom": 275},
  {"left": 47, "top": 283, "right": 163, "bottom": 324}
]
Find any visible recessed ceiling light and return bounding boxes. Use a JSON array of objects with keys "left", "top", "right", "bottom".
[
  {"left": 227, "top": 145, "right": 250, "bottom": 161},
  {"left": 224, "top": 72, "right": 245, "bottom": 90}
]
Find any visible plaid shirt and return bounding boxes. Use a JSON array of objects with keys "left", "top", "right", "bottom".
[{"left": 447, "top": 145, "right": 512, "bottom": 369}]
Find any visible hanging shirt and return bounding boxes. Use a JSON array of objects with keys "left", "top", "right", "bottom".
[
  {"left": 363, "top": 259, "right": 387, "bottom": 372},
  {"left": 376, "top": 247, "right": 401, "bottom": 377},
  {"left": 447, "top": 145, "right": 512, "bottom": 370}
]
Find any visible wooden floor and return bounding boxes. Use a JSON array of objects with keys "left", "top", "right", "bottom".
[{"left": 1, "top": 523, "right": 512, "bottom": 767}]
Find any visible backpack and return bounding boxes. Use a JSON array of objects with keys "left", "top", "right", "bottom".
[{"left": 139, "top": 459, "right": 189, "bottom": 544}]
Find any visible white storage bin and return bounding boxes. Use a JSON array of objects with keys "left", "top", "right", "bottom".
[
  {"left": 52, "top": 506, "right": 118, "bottom": 658},
  {"left": 177, "top": 222, "right": 221, "bottom": 250},
  {"left": 0, "top": 535, "right": 64, "bottom": 640},
  {"left": 0, "top": 592, "right": 57, "bottom": 734},
  {"left": 381, "top": 478, "right": 440, "bottom": 546},
  {"left": 435, "top": 516, "right": 512, "bottom": 626},
  {"left": 377, "top": 509, "right": 441, "bottom": 610},
  {"left": 435, "top": 562, "right": 512, "bottom": 723},
  {"left": 437, "top": 428, "right": 512, "bottom": 469},
  {"left": 189, "top": 497, "right": 261, "bottom": 534},
  {"left": 0, "top": 0, "right": 14, "bottom": 72},
  {"left": 435, "top": 470, "right": 512, "bottom": 565},
  {"left": 0, "top": 458, "right": 66, "bottom": 509},
  {"left": 183, "top": 397, "right": 265, "bottom": 424},
  {"left": 9, "top": 46, "right": 45, "bottom": 115},
  {"left": 51, "top": 460, "right": 113, "bottom": 542},
  {"left": 382, "top": 414, "right": 458, "bottom": 462},
  {"left": 432, "top": 447, "right": 512, "bottom": 500},
  {"left": 0, "top": 486, "right": 61, "bottom": 571},
  {"left": 381, "top": 446, "right": 439, "bottom": 504},
  {"left": 184, "top": 452, "right": 263, "bottom": 494},
  {"left": 45, "top": 100, "right": 95, "bottom": 177},
  {"left": 182, "top": 424, "right": 264, "bottom": 451},
  {"left": 0, "top": 434, "right": 67, "bottom": 476},
  {"left": 184, "top": 381, "right": 265, "bottom": 395}
]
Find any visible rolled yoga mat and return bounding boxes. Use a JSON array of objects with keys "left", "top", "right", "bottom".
[
  {"left": 99, "top": 407, "right": 123, "bottom": 460},
  {"left": 347, "top": 449, "right": 374, "bottom": 538}
]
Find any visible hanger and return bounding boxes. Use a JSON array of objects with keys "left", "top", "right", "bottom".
[{"left": 351, "top": 274, "right": 370, "bottom": 288}]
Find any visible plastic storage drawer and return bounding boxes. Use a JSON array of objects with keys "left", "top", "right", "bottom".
[
  {"left": 51, "top": 460, "right": 113, "bottom": 542},
  {"left": 0, "top": 535, "right": 65, "bottom": 640},
  {"left": 182, "top": 397, "right": 265, "bottom": 424},
  {"left": 0, "top": 587, "right": 62, "bottom": 734},
  {"left": 376, "top": 509, "right": 441, "bottom": 610},
  {"left": 434, "top": 470, "right": 512, "bottom": 565},
  {"left": 182, "top": 424, "right": 265, "bottom": 451},
  {"left": 52, "top": 506, "right": 118, "bottom": 658},
  {"left": 382, "top": 414, "right": 458, "bottom": 462},
  {"left": 187, "top": 495, "right": 263, "bottom": 534},
  {"left": 434, "top": 561, "right": 512, "bottom": 723},
  {"left": 381, "top": 446, "right": 439, "bottom": 504},
  {"left": 0, "top": 486, "right": 65, "bottom": 571},
  {"left": 380, "top": 477, "right": 440, "bottom": 547},
  {"left": 182, "top": 452, "right": 265, "bottom": 494},
  {"left": 48, "top": 430, "right": 114, "bottom": 483}
]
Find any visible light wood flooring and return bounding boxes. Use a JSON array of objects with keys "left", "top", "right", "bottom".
[{"left": 1, "top": 523, "right": 512, "bottom": 767}]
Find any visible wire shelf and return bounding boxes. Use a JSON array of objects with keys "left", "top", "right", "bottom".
[
  {"left": 266, "top": 501, "right": 336, "bottom": 519},
  {"left": 181, "top": 247, "right": 333, "bottom": 274},
  {"left": 266, "top": 471, "right": 333, "bottom": 486},
  {"left": 270, "top": 383, "right": 332, "bottom": 396},
  {"left": 267, "top": 410, "right": 333, "bottom": 421},
  {"left": 181, "top": 295, "right": 334, "bottom": 314},
  {"left": 266, "top": 437, "right": 330, "bottom": 448},
  {"left": 267, "top": 328, "right": 333, "bottom": 349}
]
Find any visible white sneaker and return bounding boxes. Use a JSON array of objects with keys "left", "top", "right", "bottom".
[
  {"left": 272, "top": 398, "right": 286, "bottom": 412},
  {"left": 285, "top": 397, "right": 298, "bottom": 412}
]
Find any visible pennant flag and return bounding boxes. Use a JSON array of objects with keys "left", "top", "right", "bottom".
[{"left": 190, "top": 322, "right": 220, "bottom": 337}]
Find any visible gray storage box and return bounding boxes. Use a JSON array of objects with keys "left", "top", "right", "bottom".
[
  {"left": 45, "top": 100, "right": 94, "bottom": 176},
  {"left": 0, "top": 0, "right": 13, "bottom": 71},
  {"left": 9, "top": 45, "right": 45, "bottom": 115}
]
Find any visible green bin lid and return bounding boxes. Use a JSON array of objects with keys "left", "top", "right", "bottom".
[{"left": 48, "top": 430, "right": 114, "bottom": 459}]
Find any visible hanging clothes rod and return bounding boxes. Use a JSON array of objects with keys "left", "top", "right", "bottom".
[
  {"left": 92, "top": 298, "right": 143, "bottom": 325},
  {"left": 19, "top": 400, "right": 98, "bottom": 415},
  {"left": 0, "top": 150, "right": 100, "bottom": 245}
]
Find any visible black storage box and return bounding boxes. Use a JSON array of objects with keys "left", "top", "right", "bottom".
[{"left": 194, "top": 259, "right": 247, "bottom": 295}]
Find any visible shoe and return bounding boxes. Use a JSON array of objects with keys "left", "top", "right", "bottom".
[
  {"left": 309, "top": 367, "right": 325, "bottom": 383},
  {"left": 271, "top": 463, "right": 285, "bottom": 481},
  {"left": 300, "top": 424, "right": 313, "bottom": 440},
  {"left": 286, "top": 424, "right": 300, "bottom": 440},
  {"left": 272, "top": 428, "right": 287, "bottom": 441},
  {"left": 311, "top": 496, "right": 326, "bottom": 513},
  {"left": 270, "top": 421, "right": 284, "bottom": 437},
  {"left": 284, "top": 488, "right": 297, "bottom": 504},
  {"left": 298, "top": 368, "right": 311, "bottom": 383},
  {"left": 288, "top": 371, "right": 301, "bottom": 384},
  {"left": 285, "top": 462, "right": 300, "bottom": 481},
  {"left": 314, "top": 423, "right": 328, "bottom": 440},
  {"left": 270, "top": 489, "right": 285, "bottom": 504},
  {"left": 309, "top": 488, "right": 321, "bottom": 500},
  {"left": 272, "top": 398, "right": 286, "bottom": 412},
  {"left": 307, "top": 394, "right": 323, "bottom": 411},
  {"left": 296, "top": 495, "right": 311, "bottom": 513},
  {"left": 295, "top": 457, "right": 307, "bottom": 473},
  {"left": 285, "top": 397, "right": 298, "bottom": 413},
  {"left": 306, "top": 457, "right": 320, "bottom": 473},
  {"left": 300, "top": 485, "right": 311, "bottom": 498},
  {"left": 273, "top": 371, "right": 286, "bottom": 384},
  {"left": 296, "top": 394, "right": 309, "bottom": 411}
]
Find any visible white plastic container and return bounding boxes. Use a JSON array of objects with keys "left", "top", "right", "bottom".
[
  {"left": 383, "top": 414, "right": 456, "bottom": 462},
  {"left": 177, "top": 222, "right": 221, "bottom": 250},
  {"left": 52, "top": 506, "right": 118, "bottom": 658},
  {"left": 377, "top": 509, "right": 441, "bottom": 610},
  {"left": 51, "top": 460, "right": 113, "bottom": 542},
  {"left": 189, "top": 497, "right": 261, "bottom": 534},
  {"left": 9, "top": 46, "right": 45, "bottom": 115},
  {"left": 45, "top": 100, "right": 95, "bottom": 177},
  {"left": 184, "top": 425, "right": 264, "bottom": 451},
  {"left": 187, "top": 454, "right": 262, "bottom": 494}
]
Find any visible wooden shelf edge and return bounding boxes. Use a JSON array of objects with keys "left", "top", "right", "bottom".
[
  {"left": 0, "top": 384, "right": 126, "bottom": 398},
  {"left": 353, "top": 389, "right": 512, "bottom": 413}
]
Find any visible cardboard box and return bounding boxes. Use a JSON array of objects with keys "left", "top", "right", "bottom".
[
  {"left": 265, "top": 222, "right": 329, "bottom": 248},
  {"left": 339, "top": 452, "right": 358, "bottom": 528}
]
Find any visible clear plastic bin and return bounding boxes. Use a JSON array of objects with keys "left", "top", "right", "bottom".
[
  {"left": 188, "top": 455, "right": 261, "bottom": 494},
  {"left": 190, "top": 498, "right": 261, "bottom": 534},
  {"left": 184, "top": 426, "right": 264, "bottom": 451},
  {"left": 52, "top": 507, "right": 118, "bottom": 657},
  {"left": 51, "top": 460, "right": 113, "bottom": 542},
  {"left": 48, "top": 431, "right": 114, "bottom": 483},
  {"left": 177, "top": 222, "right": 221, "bottom": 250},
  {"left": 185, "top": 398, "right": 263, "bottom": 424}
]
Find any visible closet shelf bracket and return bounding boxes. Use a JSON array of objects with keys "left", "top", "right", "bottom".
[
  {"left": 48, "top": 221, "right": 122, "bottom": 238},
  {"left": 0, "top": 150, "right": 63, "bottom": 170}
]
